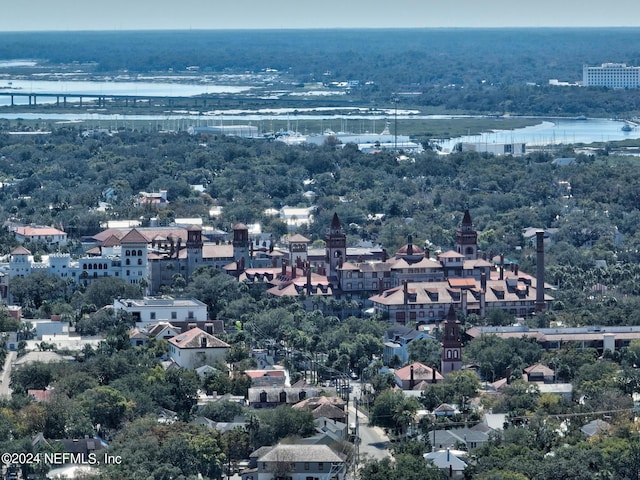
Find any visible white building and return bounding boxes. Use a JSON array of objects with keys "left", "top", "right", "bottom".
[
  {"left": 13, "top": 225, "right": 68, "bottom": 247},
  {"left": 113, "top": 297, "right": 208, "bottom": 327},
  {"left": 167, "top": 327, "right": 230, "bottom": 369},
  {"left": 583, "top": 63, "right": 640, "bottom": 88},
  {"left": 454, "top": 142, "right": 526, "bottom": 157}
]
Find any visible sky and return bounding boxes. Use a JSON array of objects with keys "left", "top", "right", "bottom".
[{"left": 3, "top": 0, "right": 640, "bottom": 31}]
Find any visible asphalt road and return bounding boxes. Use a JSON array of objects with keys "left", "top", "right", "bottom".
[
  {"left": 0, "top": 350, "right": 15, "bottom": 398},
  {"left": 347, "top": 381, "right": 392, "bottom": 463}
]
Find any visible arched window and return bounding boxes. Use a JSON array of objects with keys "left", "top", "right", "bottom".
[
  {"left": 138, "top": 259, "right": 142, "bottom": 265},
  {"left": 88, "top": 264, "right": 92, "bottom": 270},
  {"left": 279, "top": 391, "right": 287, "bottom": 404},
  {"left": 131, "top": 250, "right": 136, "bottom": 256},
  {"left": 453, "top": 350, "right": 459, "bottom": 359},
  {"left": 125, "top": 250, "right": 130, "bottom": 256},
  {"left": 259, "top": 391, "right": 267, "bottom": 403},
  {"left": 447, "top": 350, "right": 452, "bottom": 359},
  {"left": 138, "top": 250, "right": 143, "bottom": 256}
]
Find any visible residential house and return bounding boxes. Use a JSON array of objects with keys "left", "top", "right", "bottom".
[
  {"left": 292, "top": 396, "right": 347, "bottom": 421},
  {"left": 245, "top": 369, "right": 287, "bottom": 388},
  {"left": 167, "top": 327, "right": 230, "bottom": 369},
  {"left": 524, "top": 363, "right": 555, "bottom": 383},
  {"left": 383, "top": 325, "right": 434, "bottom": 366},
  {"left": 394, "top": 362, "right": 443, "bottom": 390},
  {"left": 424, "top": 449, "right": 467, "bottom": 479},
  {"left": 129, "top": 328, "right": 149, "bottom": 348},
  {"left": 430, "top": 426, "right": 490, "bottom": 451},
  {"left": 244, "top": 444, "right": 346, "bottom": 480},
  {"left": 581, "top": 419, "right": 612, "bottom": 437},
  {"left": 247, "top": 385, "right": 328, "bottom": 409}
]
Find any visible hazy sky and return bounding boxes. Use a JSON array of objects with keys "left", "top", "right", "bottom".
[{"left": 3, "top": 0, "right": 640, "bottom": 31}]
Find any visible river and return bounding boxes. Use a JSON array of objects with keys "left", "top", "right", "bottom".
[{"left": 0, "top": 78, "right": 637, "bottom": 146}]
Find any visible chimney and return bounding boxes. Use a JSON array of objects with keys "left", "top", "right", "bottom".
[
  {"left": 424, "top": 247, "right": 430, "bottom": 259},
  {"left": 480, "top": 271, "right": 487, "bottom": 292},
  {"left": 306, "top": 268, "right": 312, "bottom": 295},
  {"left": 535, "top": 230, "right": 546, "bottom": 312},
  {"left": 403, "top": 280, "right": 409, "bottom": 304},
  {"left": 499, "top": 254, "right": 504, "bottom": 280},
  {"left": 514, "top": 264, "right": 519, "bottom": 275},
  {"left": 281, "top": 260, "right": 287, "bottom": 276},
  {"left": 409, "top": 365, "right": 414, "bottom": 389},
  {"left": 291, "top": 266, "right": 297, "bottom": 278},
  {"left": 461, "top": 290, "right": 467, "bottom": 314},
  {"left": 480, "top": 290, "right": 486, "bottom": 317}
]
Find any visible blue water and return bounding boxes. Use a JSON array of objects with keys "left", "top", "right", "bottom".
[
  {"left": 439, "top": 118, "right": 640, "bottom": 150},
  {"left": 0, "top": 78, "right": 636, "bottom": 148}
]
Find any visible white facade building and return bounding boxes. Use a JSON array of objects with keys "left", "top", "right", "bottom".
[
  {"left": 113, "top": 297, "right": 208, "bottom": 327},
  {"left": 583, "top": 63, "right": 640, "bottom": 88},
  {"left": 167, "top": 327, "right": 230, "bottom": 369}
]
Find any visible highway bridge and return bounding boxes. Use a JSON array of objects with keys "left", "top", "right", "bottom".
[{"left": 0, "top": 91, "right": 230, "bottom": 108}]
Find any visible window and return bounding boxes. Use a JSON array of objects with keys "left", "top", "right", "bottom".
[
  {"left": 304, "top": 463, "right": 310, "bottom": 471},
  {"left": 150, "top": 312, "right": 156, "bottom": 320},
  {"left": 318, "top": 463, "right": 324, "bottom": 471},
  {"left": 171, "top": 312, "right": 177, "bottom": 320}
]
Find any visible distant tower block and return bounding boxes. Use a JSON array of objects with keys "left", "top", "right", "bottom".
[
  {"left": 456, "top": 209, "right": 478, "bottom": 260},
  {"left": 441, "top": 305, "right": 463, "bottom": 375}
]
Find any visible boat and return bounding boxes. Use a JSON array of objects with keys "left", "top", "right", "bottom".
[
  {"left": 622, "top": 124, "right": 633, "bottom": 132},
  {"left": 575, "top": 115, "right": 588, "bottom": 121}
]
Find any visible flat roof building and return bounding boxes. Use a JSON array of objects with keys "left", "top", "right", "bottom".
[{"left": 583, "top": 63, "right": 640, "bottom": 88}]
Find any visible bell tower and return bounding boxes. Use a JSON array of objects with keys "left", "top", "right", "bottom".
[
  {"left": 233, "top": 223, "right": 250, "bottom": 271},
  {"left": 441, "top": 304, "right": 463, "bottom": 375},
  {"left": 456, "top": 209, "right": 478, "bottom": 260},
  {"left": 325, "top": 213, "right": 346, "bottom": 282}
]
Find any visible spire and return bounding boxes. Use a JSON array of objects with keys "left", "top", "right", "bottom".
[
  {"left": 446, "top": 303, "right": 457, "bottom": 322},
  {"left": 462, "top": 209, "right": 472, "bottom": 227},
  {"left": 330, "top": 212, "right": 343, "bottom": 233}
]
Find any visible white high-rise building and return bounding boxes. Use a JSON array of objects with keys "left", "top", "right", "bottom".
[{"left": 583, "top": 63, "right": 640, "bottom": 88}]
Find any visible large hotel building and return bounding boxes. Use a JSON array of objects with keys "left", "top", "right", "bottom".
[{"left": 583, "top": 63, "right": 640, "bottom": 88}]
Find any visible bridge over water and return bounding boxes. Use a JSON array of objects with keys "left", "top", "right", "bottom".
[{"left": 0, "top": 91, "right": 229, "bottom": 108}]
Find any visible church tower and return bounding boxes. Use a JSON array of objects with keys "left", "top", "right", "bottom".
[
  {"left": 441, "top": 305, "right": 463, "bottom": 375},
  {"left": 325, "top": 213, "right": 346, "bottom": 282},
  {"left": 232, "top": 223, "right": 250, "bottom": 271},
  {"left": 186, "top": 225, "right": 203, "bottom": 280},
  {"left": 456, "top": 209, "right": 478, "bottom": 260}
]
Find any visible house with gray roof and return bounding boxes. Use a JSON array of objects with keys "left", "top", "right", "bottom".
[
  {"left": 424, "top": 449, "right": 467, "bottom": 479},
  {"left": 243, "top": 444, "right": 346, "bottom": 480},
  {"left": 431, "top": 426, "right": 490, "bottom": 451}
]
